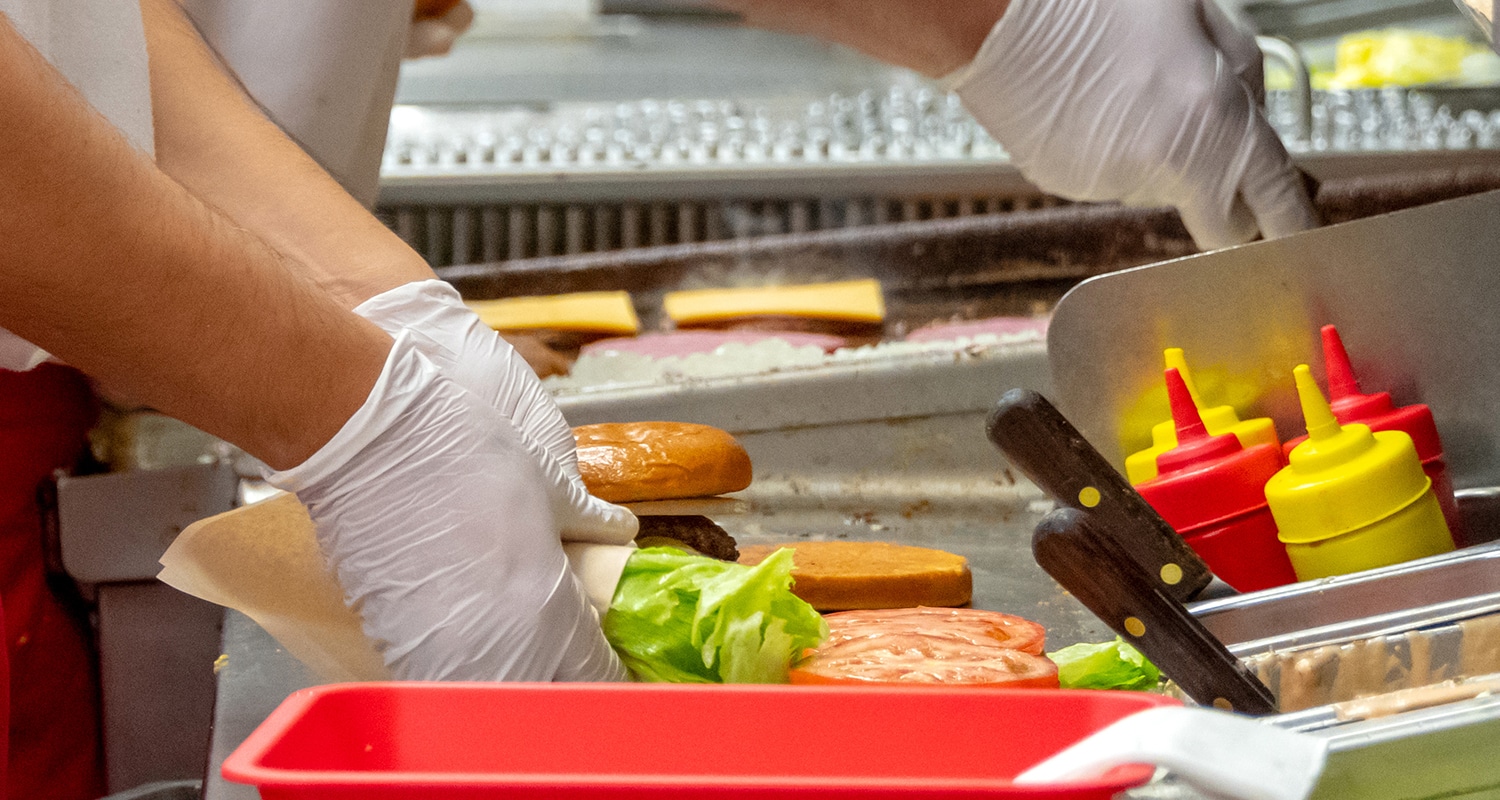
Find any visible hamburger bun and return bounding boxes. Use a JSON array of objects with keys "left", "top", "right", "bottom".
[
  {"left": 574, "top": 422, "right": 752, "bottom": 504},
  {"left": 738, "top": 541, "right": 972, "bottom": 611}
]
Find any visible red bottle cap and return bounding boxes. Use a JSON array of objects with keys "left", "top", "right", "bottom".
[
  {"left": 1155, "top": 368, "right": 1241, "bottom": 473},
  {"left": 1138, "top": 369, "right": 1283, "bottom": 534},
  {"left": 1284, "top": 325, "right": 1444, "bottom": 463},
  {"left": 1323, "top": 324, "right": 1396, "bottom": 420}
]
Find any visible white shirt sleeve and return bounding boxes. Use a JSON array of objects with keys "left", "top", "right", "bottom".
[{"left": 177, "top": 0, "right": 412, "bottom": 206}]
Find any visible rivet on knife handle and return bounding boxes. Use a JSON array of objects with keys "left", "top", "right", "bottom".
[
  {"left": 1034, "top": 507, "right": 1277, "bottom": 715},
  {"left": 987, "top": 388, "right": 1215, "bottom": 603}
]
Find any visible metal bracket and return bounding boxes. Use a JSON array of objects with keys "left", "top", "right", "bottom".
[{"left": 56, "top": 461, "right": 239, "bottom": 584}]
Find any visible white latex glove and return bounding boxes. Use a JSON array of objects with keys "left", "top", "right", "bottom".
[
  {"left": 356, "top": 280, "right": 637, "bottom": 546},
  {"left": 947, "top": 0, "right": 1319, "bottom": 250},
  {"left": 266, "top": 331, "right": 625, "bottom": 681}
]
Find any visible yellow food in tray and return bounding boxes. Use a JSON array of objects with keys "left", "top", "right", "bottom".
[{"left": 1314, "top": 29, "right": 1494, "bottom": 89}]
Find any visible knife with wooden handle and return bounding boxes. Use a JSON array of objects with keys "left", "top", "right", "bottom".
[
  {"left": 988, "top": 387, "right": 1233, "bottom": 603},
  {"left": 1034, "top": 507, "right": 1278, "bottom": 715}
]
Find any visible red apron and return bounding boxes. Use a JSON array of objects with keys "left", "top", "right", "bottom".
[{"left": 0, "top": 364, "right": 105, "bottom": 800}]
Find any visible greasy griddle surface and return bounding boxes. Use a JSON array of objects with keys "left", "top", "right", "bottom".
[{"left": 440, "top": 167, "right": 1500, "bottom": 333}]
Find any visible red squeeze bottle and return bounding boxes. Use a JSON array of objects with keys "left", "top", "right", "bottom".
[
  {"left": 1136, "top": 368, "right": 1300, "bottom": 592},
  {"left": 1283, "top": 325, "right": 1464, "bottom": 545}
]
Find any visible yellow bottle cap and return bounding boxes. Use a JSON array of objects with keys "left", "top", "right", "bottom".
[
  {"left": 1265, "top": 365, "right": 1432, "bottom": 544},
  {"left": 1125, "top": 349, "right": 1282, "bottom": 484}
]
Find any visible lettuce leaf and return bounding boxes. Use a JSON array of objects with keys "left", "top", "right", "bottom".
[
  {"left": 1048, "top": 637, "right": 1162, "bottom": 691},
  {"left": 602, "top": 547, "right": 828, "bottom": 683}
]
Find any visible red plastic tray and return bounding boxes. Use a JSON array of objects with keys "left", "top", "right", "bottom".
[{"left": 223, "top": 682, "right": 1179, "bottom": 799}]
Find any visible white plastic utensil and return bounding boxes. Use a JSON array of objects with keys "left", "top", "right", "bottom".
[{"left": 1015, "top": 706, "right": 1326, "bottom": 800}]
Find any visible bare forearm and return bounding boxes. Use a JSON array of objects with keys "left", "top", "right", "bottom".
[
  {"left": 704, "top": 0, "right": 1010, "bottom": 77},
  {"left": 141, "top": 0, "right": 433, "bottom": 309},
  {"left": 0, "top": 15, "right": 388, "bottom": 469}
]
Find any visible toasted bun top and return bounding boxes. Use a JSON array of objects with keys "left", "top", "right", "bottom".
[{"left": 574, "top": 422, "right": 752, "bottom": 503}]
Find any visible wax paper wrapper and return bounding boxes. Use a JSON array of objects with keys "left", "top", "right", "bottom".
[{"left": 156, "top": 492, "right": 633, "bottom": 683}]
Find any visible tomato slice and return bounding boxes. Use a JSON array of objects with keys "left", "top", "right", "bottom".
[{"left": 788, "top": 607, "right": 1058, "bottom": 688}]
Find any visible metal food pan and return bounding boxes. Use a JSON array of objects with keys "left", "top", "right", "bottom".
[
  {"left": 1200, "top": 527, "right": 1500, "bottom": 728},
  {"left": 1248, "top": 615, "right": 1500, "bottom": 717},
  {"left": 1134, "top": 500, "right": 1500, "bottom": 798},
  {"left": 1140, "top": 598, "right": 1500, "bottom": 800},
  {"left": 1131, "top": 692, "right": 1500, "bottom": 800},
  {"left": 1192, "top": 517, "right": 1500, "bottom": 652}
]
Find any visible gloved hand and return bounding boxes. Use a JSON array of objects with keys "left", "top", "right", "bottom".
[
  {"left": 265, "top": 330, "right": 626, "bottom": 681},
  {"left": 356, "top": 280, "right": 637, "bottom": 546},
  {"left": 947, "top": 0, "right": 1319, "bottom": 250},
  {"left": 406, "top": 0, "right": 474, "bottom": 59}
]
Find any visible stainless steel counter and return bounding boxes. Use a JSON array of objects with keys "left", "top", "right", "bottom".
[{"left": 203, "top": 611, "right": 318, "bottom": 800}]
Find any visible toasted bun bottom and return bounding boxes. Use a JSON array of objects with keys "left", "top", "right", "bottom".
[
  {"left": 738, "top": 541, "right": 972, "bottom": 611},
  {"left": 574, "top": 421, "right": 752, "bottom": 503}
]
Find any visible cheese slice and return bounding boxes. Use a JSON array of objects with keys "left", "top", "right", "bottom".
[
  {"left": 466, "top": 291, "right": 640, "bottom": 335},
  {"left": 663, "top": 279, "right": 885, "bottom": 325}
]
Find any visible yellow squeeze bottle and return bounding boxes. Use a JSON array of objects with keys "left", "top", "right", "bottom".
[
  {"left": 1265, "top": 365, "right": 1454, "bottom": 581},
  {"left": 1125, "top": 348, "right": 1281, "bottom": 484}
]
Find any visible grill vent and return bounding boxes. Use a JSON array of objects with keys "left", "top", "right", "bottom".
[{"left": 380, "top": 195, "right": 1067, "bottom": 267}]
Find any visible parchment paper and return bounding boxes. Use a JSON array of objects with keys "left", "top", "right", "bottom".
[{"left": 158, "top": 492, "right": 634, "bottom": 683}]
